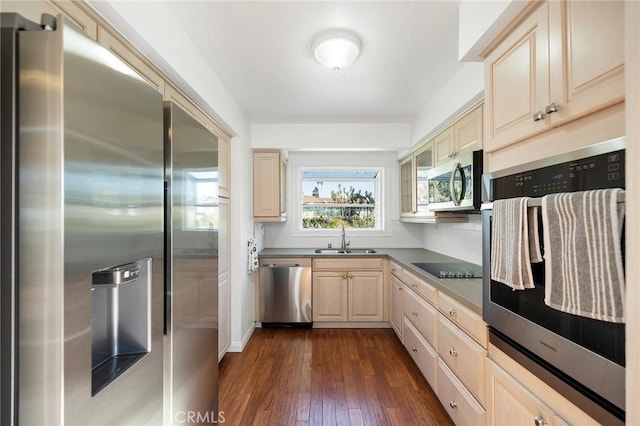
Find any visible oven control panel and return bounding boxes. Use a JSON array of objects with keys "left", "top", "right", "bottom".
[{"left": 492, "top": 149, "right": 625, "bottom": 199}]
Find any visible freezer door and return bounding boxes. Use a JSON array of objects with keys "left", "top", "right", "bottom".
[{"left": 18, "top": 17, "right": 165, "bottom": 425}]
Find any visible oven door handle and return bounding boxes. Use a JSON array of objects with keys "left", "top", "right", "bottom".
[{"left": 449, "top": 162, "right": 466, "bottom": 206}]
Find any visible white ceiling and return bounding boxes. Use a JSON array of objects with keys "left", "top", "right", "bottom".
[{"left": 162, "top": 1, "right": 464, "bottom": 124}]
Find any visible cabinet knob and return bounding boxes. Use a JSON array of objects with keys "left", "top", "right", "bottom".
[
  {"left": 411, "top": 282, "right": 418, "bottom": 288},
  {"left": 449, "top": 348, "right": 458, "bottom": 357},
  {"left": 534, "top": 417, "right": 548, "bottom": 426},
  {"left": 533, "top": 111, "right": 546, "bottom": 122},
  {"left": 449, "top": 309, "right": 457, "bottom": 317},
  {"left": 449, "top": 401, "right": 457, "bottom": 409},
  {"left": 411, "top": 346, "right": 418, "bottom": 353},
  {"left": 348, "top": 274, "right": 353, "bottom": 279},
  {"left": 343, "top": 274, "right": 348, "bottom": 279},
  {"left": 545, "top": 102, "right": 559, "bottom": 114},
  {"left": 412, "top": 310, "right": 418, "bottom": 316}
]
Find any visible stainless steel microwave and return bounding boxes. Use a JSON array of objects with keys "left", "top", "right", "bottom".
[{"left": 426, "top": 149, "right": 483, "bottom": 212}]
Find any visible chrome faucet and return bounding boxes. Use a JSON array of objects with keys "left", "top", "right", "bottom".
[{"left": 341, "top": 222, "right": 351, "bottom": 250}]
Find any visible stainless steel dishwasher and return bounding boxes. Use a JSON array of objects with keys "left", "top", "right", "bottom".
[{"left": 259, "top": 258, "right": 312, "bottom": 326}]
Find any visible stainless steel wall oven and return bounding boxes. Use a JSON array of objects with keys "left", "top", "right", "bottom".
[{"left": 482, "top": 138, "right": 625, "bottom": 425}]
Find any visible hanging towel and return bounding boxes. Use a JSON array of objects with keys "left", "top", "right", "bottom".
[
  {"left": 247, "top": 238, "right": 259, "bottom": 274},
  {"left": 491, "top": 197, "right": 542, "bottom": 290},
  {"left": 542, "top": 189, "right": 625, "bottom": 323}
]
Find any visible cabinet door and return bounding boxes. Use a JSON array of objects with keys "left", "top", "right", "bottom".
[
  {"left": 455, "top": 105, "right": 483, "bottom": 154},
  {"left": 213, "top": 130, "right": 230, "bottom": 198},
  {"left": 434, "top": 126, "right": 455, "bottom": 165},
  {"left": 253, "top": 151, "right": 282, "bottom": 219},
  {"left": 348, "top": 271, "right": 384, "bottom": 321},
  {"left": 414, "top": 142, "right": 433, "bottom": 214},
  {"left": 487, "top": 359, "right": 557, "bottom": 426},
  {"left": 399, "top": 156, "right": 415, "bottom": 217},
  {"left": 548, "top": 1, "right": 624, "bottom": 126},
  {"left": 484, "top": 2, "right": 550, "bottom": 152},
  {"left": 390, "top": 275, "right": 403, "bottom": 338},
  {"left": 312, "top": 272, "right": 348, "bottom": 322},
  {"left": 218, "top": 271, "right": 230, "bottom": 361}
]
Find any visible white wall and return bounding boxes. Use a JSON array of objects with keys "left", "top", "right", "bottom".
[
  {"left": 262, "top": 151, "right": 423, "bottom": 249},
  {"left": 422, "top": 216, "right": 483, "bottom": 265},
  {"left": 458, "top": 0, "right": 529, "bottom": 62},
  {"left": 410, "top": 62, "right": 484, "bottom": 148},
  {"left": 251, "top": 122, "right": 411, "bottom": 151},
  {"left": 87, "top": 1, "right": 256, "bottom": 352}
]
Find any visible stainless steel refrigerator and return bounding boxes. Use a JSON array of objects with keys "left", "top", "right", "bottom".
[
  {"left": 1, "top": 13, "right": 165, "bottom": 425},
  {"left": 163, "top": 101, "right": 219, "bottom": 425}
]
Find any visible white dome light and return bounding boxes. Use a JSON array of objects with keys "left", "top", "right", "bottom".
[{"left": 311, "top": 30, "right": 362, "bottom": 71}]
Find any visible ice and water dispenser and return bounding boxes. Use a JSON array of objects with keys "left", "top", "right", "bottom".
[{"left": 91, "top": 259, "right": 151, "bottom": 396}]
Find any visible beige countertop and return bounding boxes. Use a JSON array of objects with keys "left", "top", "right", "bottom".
[{"left": 258, "top": 247, "right": 483, "bottom": 314}]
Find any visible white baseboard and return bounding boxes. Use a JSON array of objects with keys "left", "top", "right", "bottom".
[{"left": 227, "top": 322, "right": 256, "bottom": 352}]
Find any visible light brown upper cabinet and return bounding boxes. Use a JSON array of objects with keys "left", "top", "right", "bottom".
[
  {"left": 484, "top": 1, "right": 624, "bottom": 153},
  {"left": 253, "top": 150, "right": 286, "bottom": 222},
  {"left": 400, "top": 141, "right": 434, "bottom": 220},
  {"left": 399, "top": 155, "right": 415, "bottom": 218},
  {"left": 434, "top": 105, "right": 483, "bottom": 166}
]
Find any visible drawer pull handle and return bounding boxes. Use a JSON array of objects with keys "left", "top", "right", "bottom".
[
  {"left": 545, "top": 102, "right": 559, "bottom": 114},
  {"left": 449, "top": 348, "right": 458, "bottom": 357},
  {"left": 449, "top": 401, "right": 457, "bottom": 409},
  {"left": 411, "top": 346, "right": 418, "bottom": 353},
  {"left": 449, "top": 309, "right": 457, "bottom": 317},
  {"left": 534, "top": 417, "right": 548, "bottom": 426}
]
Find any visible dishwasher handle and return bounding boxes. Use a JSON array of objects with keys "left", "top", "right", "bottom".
[{"left": 261, "top": 263, "right": 302, "bottom": 268}]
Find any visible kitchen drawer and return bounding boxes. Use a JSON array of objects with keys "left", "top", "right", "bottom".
[
  {"left": 437, "top": 359, "right": 486, "bottom": 426},
  {"left": 403, "top": 317, "right": 438, "bottom": 390},
  {"left": 439, "top": 291, "right": 487, "bottom": 348},
  {"left": 438, "top": 314, "right": 487, "bottom": 406},
  {"left": 403, "top": 286, "right": 438, "bottom": 349},
  {"left": 404, "top": 269, "right": 438, "bottom": 306},
  {"left": 313, "top": 257, "right": 383, "bottom": 271},
  {"left": 389, "top": 260, "right": 405, "bottom": 281}
]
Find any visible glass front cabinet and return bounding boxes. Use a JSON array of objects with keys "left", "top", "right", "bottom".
[{"left": 399, "top": 142, "right": 434, "bottom": 221}]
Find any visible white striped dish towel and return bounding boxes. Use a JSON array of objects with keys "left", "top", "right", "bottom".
[
  {"left": 491, "top": 197, "right": 543, "bottom": 290},
  {"left": 542, "top": 189, "right": 625, "bottom": 323}
]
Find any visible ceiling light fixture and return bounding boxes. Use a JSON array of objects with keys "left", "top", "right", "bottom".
[{"left": 311, "top": 29, "right": 362, "bottom": 71}]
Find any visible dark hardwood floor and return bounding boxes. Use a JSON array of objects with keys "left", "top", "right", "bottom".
[{"left": 219, "top": 328, "right": 453, "bottom": 426}]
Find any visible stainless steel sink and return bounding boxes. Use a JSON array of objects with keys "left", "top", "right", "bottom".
[{"left": 314, "top": 248, "right": 377, "bottom": 254}]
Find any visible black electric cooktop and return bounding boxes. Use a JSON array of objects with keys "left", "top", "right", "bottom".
[{"left": 412, "top": 262, "right": 482, "bottom": 279}]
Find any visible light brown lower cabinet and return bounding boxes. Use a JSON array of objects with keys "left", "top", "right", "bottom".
[
  {"left": 390, "top": 275, "right": 403, "bottom": 338},
  {"left": 312, "top": 270, "right": 384, "bottom": 322},
  {"left": 403, "top": 317, "right": 438, "bottom": 389},
  {"left": 438, "top": 359, "right": 486, "bottom": 426},
  {"left": 438, "top": 314, "right": 487, "bottom": 406},
  {"left": 486, "top": 359, "right": 568, "bottom": 426},
  {"left": 312, "top": 258, "right": 385, "bottom": 323}
]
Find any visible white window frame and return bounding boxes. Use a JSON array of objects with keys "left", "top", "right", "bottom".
[{"left": 295, "top": 166, "right": 385, "bottom": 234}]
